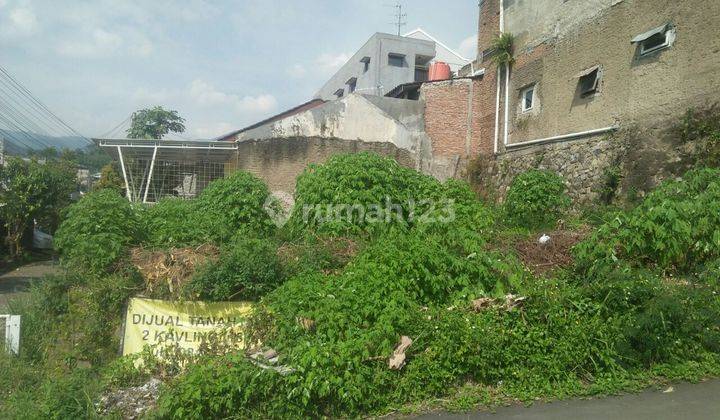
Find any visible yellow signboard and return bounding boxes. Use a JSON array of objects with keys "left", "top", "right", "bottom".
[{"left": 122, "top": 297, "right": 253, "bottom": 357}]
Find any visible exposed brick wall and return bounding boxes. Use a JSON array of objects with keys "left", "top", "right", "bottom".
[
  {"left": 422, "top": 80, "right": 471, "bottom": 158},
  {"left": 478, "top": 0, "right": 500, "bottom": 55},
  {"left": 421, "top": 74, "right": 497, "bottom": 167}
]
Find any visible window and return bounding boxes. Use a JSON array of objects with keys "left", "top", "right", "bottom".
[
  {"left": 334, "top": 88, "right": 344, "bottom": 98},
  {"left": 521, "top": 85, "right": 535, "bottom": 112},
  {"left": 346, "top": 77, "right": 357, "bottom": 93},
  {"left": 632, "top": 23, "right": 676, "bottom": 56},
  {"left": 388, "top": 53, "right": 406, "bottom": 67},
  {"left": 576, "top": 66, "right": 601, "bottom": 97},
  {"left": 361, "top": 56, "right": 371, "bottom": 73}
]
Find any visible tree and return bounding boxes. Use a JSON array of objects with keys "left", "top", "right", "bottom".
[
  {"left": 126, "top": 106, "right": 186, "bottom": 139},
  {"left": 0, "top": 157, "right": 76, "bottom": 257},
  {"left": 95, "top": 163, "right": 124, "bottom": 195}
]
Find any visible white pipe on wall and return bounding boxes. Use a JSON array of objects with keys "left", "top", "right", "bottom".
[
  {"left": 505, "top": 126, "right": 620, "bottom": 149},
  {"left": 493, "top": 70, "right": 501, "bottom": 154},
  {"left": 503, "top": 64, "right": 510, "bottom": 146}
]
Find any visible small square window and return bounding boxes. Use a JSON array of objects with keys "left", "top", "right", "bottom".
[
  {"left": 578, "top": 67, "right": 601, "bottom": 97},
  {"left": 521, "top": 85, "right": 535, "bottom": 112},
  {"left": 334, "top": 88, "right": 344, "bottom": 98},
  {"left": 388, "top": 53, "right": 406, "bottom": 67}
]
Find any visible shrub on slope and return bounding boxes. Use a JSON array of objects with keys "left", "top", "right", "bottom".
[
  {"left": 287, "top": 153, "right": 492, "bottom": 237},
  {"left": 55, "top": 189, "right": 142, "bottom": 273}
]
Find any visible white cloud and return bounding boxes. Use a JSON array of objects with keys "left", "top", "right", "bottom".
[
  {"left": 315, "top": 52, "right": 351, "bottom": 75},
  {"left": 286, "top": 63, "right": 307, "bottom": 78},
  {"left": 190, "top": 122, "right": 235, "bottom": 139},
  {"left": 55, "top": 28, "right": 154, "bottom": 58},
  {"left": 458, "top": 35, "right": 477, "bottom": 60},
  {"left": 131, "top": 87, "right": 170, "bottom": 104},
  {"left": 236, "top": 94, "right": 277, "bottom": 113},
  {"left": 0, "top": 7, "right": 39, "bottom": 38},
  {"left": 189, "top": 79, "right": 277, "bottom": 114}
]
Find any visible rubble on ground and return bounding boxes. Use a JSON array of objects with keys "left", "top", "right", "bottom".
[
  {"left": 97, "top": 378, "right": 162, "bottom": 419},
  {"left": 389, "top": 335, "right": 413, "bottom": 370},
  {"left": 471, "top": 294, "right": 527, "bottom": 312}
]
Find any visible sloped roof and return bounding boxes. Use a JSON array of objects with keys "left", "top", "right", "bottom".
[{"left": 404, "top": 27, "right": 471, "bottom": 63}]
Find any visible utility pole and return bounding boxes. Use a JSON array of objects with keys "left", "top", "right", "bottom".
[{"left": 393, "top": 2, "right": 407, "bottom": 36}]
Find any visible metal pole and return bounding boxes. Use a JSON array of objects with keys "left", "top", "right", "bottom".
[
  {"left": 142, "top": 145, "right": 158, "bottom": 203},
  {"left": 116, "top": 145, "right": 132, "bottom": 201}
]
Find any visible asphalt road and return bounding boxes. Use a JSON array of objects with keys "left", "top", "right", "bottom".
[
  {"left": 417, "top": 380, "right": 720, "bottom": 420},
  {"left": 0, "top": 260, "right": 60, "bottom": 311}
]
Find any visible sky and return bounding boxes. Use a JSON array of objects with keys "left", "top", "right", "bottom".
[{"left": 0, "top": 0, "right": 478, "bottom": 140}]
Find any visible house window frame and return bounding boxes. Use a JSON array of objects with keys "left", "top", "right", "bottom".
[
  {"left": 639, "top": 29, "right": 674, "bottom": 55},
  {"left": 388, "top": 53, "right": 406, "bottom": 68},
  {"left": 346, "top": 77, "right": 357, "bottom": 93},
  {"left": 577, "top": 66, "right": 602, "bottom": 97},
  {"left": 520, "top": 84, "right": 535, "bottom": 113},
  {"left": 632, "top": 24, "right": 676, "bottom": 57},
  {"left": 334, "top": 88, "right": 344, "bottom": 98},
  {"left": 361, "top": 56, "right": 371, "bottom": 73}
]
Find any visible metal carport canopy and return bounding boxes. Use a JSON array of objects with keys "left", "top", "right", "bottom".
[{"left": 93, "top": 138, "right": 237, "bottom": 162}]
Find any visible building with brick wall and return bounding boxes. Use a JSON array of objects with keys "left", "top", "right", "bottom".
[
  {"left": 99, "top": 1, "right": 720, "bottom": 204},
  {"left": 413, "top": 0, "right": 720, "bottom": 202}
]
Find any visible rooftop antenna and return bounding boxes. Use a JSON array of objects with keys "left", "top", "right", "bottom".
[{"left": 392, "top": 2, "right": 407, "bottom": 36}]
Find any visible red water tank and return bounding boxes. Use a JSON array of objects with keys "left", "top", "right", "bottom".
[{"left": 428, "top": 62, "right": 451, "bottom": 81}]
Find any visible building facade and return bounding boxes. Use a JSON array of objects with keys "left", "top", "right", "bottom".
[
  {"left": 415, "top": 0, "right": 720, "bottom": 201},
  {"left": 315, "top": 32, "right": 436, "bottom": 101}
]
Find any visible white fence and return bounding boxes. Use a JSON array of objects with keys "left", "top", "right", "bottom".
[{"left": 0, "top": 315, "right": 21, "bottom": 355}]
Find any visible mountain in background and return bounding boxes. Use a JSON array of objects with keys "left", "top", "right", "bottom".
[{"left": 0, "top": 131, "right": 90, "bottom": 156}]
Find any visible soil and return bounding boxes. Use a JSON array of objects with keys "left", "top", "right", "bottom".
[{"left": 513, "top": 228, "right": 589, "bottom": 276}]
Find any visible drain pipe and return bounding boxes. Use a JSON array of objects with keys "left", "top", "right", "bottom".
[{"left": 503, "top": 64, "right": 510, "bottom": 146}]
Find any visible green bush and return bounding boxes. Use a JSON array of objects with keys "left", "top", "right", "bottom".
[
  {"left": 159, "top": 230, "right": 536, "bottom": 417},
  {"left": 578, "top": 264, "right": 720, "bottom": 366},
  {"left": 504, "top": 169, "right": 570, "bottom": 229},
  {"left": 0, "top": 360, "right": 100, "bottom": 420},
  {"left": 141, "top": 198, "right": 210, "bottom": 247},
  {"left": 54, "top": 189, "right": 142, "bottom": 273},
  {"left": 575, "top": 167, "right": 720, "bottom": 276},
  {"left": 186, "top": 237, "right": 283, "bottom": 301},
  {"left": 287, "top": 152, "right": 491, "bottom": 237},
  {"left": 195, "top": 171, "right": 277, "bottom": 242},
  {"left": 159, "top": 264, "right": 632, "bottom": 418}
]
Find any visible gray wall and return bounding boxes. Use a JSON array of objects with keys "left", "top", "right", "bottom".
[{"left": 314, "top": 33, "right": 436, "bottom": 101}]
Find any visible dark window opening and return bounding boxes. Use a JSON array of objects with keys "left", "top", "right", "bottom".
[
  {"left": 641, "top": 33, "right": 668, "bottom": 55},
  {"left": 578, "top": 68, "right": 600, "bottom": 97},
  {"left": 361, "top": 56, "right": 371, "bottom": 73},
  {"left": 334, "top": 88, "right": 344, "bottom": 98},
  {"left": 414, "top": 54, "right": 432, "bottom": 82},
  {"left": 632, "top": 24, "right": 675, "bottom": 57},
  {"left": 388, "top": 53, "right": 406, "bottom": 67},
  {"left": 346, "top": 77, "right": 357, "bottom": 93}
]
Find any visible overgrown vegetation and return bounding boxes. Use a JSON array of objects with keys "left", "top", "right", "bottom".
[
  {"left": 503, "top": 169, "right": 570, "bottom": 229},
  {"left": 54, "top": 189, "right": 142, "bottom": 274},
  {"left": 491, "top": 32, "right": 515, "bottom": 67},
  {"left": 0, "top": 157, "right": 76, "bottom": 258},
  {"left": 3, "top": 137, "right": 720, "bottom": 418},
  {"left": 679, "top": 103, "right": 720, "bottom": 167}
]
